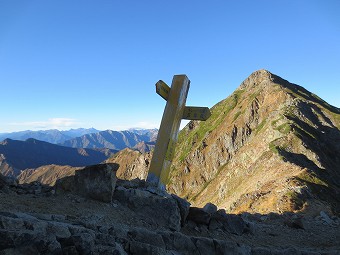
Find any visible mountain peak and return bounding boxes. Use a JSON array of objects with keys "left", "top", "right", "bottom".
[
  {"left": 251, "top": 69, "right": 272, "bottom": 76},
  {"left": 167, "top": 70, "right": 340, "bottom": 215},
  {"left": 237, "top": 69, "right": 291, "bottom": 91},
  {"left": 238, "top": 69, "right": 272, "bottom": 89}
]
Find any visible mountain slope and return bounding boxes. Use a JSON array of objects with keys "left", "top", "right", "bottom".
[
  {"left": 61, "top": 129, "right": 157, "bottom": 150},
  {"left": 128, "top": 128, "right": 158, "bottom": 142},
  {"left": 18, "top": 147, "right": 153, "bottom": 186},
  {"left": 105, "top": 148, "right": 151, "bottom": 180},
  {"left": 0, "top": 138, "right": 116, "bottom": 177},
  {"left": 132, "top": 141, "right": 156, "bottom": 153},
  {"left": 167, "top": 70, "right": 340, "bottom": 215},
  {"left": 17, "top": 165, "right": 81, "bottom": 186}
]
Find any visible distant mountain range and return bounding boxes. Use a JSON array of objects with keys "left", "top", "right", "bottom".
[
  {"left": 0, "top": 128, "right": 158, "bottom": 152},
  {"left": 0, "top": 138, "right": 117, "bottom": 177},
  {"left": 0, "top": 128, "right": 158, "bottom": 179},
  {"left": 60, "top": 129, "right": 158, "bottom": 151},
  {"left": 0, "top": 128, "right": 99, "bottom": 144},
  {"left": 128, "top": 128, "right": 158, "bottom": 142}
]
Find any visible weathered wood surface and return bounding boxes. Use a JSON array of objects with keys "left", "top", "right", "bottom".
[
  {"left": 147, "top": 75, "right": 190, "bottom": 190},
  {"left": 147, "top": 74, "right": 211, "bottom": 190}
]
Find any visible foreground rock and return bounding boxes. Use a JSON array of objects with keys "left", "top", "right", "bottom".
[
  {"left": 0, "top": 211, "right": 255, "bottom": 255},
  {"left": 56, "top": 163, "right": 119, "bottom": 203},
  {"left": 74, "top": 163, "right": 119, "bottom": 203},
  {"left": 0, "top": 165, "right": 340, "bottom": 254},
  {"left": 113, "top": 179, "right": 182, "bottom": 231}
]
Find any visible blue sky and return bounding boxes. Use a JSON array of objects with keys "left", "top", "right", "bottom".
[{"left": 1, "top": 0, "right": 339, "bottom": 133}]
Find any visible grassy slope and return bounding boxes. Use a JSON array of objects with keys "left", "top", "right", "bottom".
[{"left": 168, "top": 71, "right": 340, "bottom": 215}]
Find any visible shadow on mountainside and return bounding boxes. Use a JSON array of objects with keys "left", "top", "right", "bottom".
[
  {"left": 277, "top": 148, "right": 340, "bottom": 215},
  {"left": 275, "top": 103, "right": 340, "bottom": 215},
  {"left": 271, "top": 73, "right": 340, "bottom": 114}
]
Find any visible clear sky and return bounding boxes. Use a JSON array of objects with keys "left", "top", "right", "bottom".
[{"left": 1, "top": 0, "right": 339, "bottom": 133}]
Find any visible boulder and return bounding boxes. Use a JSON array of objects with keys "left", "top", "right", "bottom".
[
  {"left": 187, "top": 207, "right": 211, "bottom": 225},
  {"left": 160, "top": 231, "right": 198, "bottom": 254},
  {"left": 284, "top": 216, "right": 304, "bottom": 230},
  {"left": 192, "top": 237, "right": 216, "bottom": 254},
  {"left": 55, "top": 175, "right": 75, "bottom": 194},
  {"left": 113, "top": 185, "right": 181, "bottom": 231},
  {"left": 208, "top": 217, "right": 223, "bottom": 231},
  {"left": 47, "top": 221, "right": 72, "bottom": 239},
  {"left": 203, "top": 202, "right": 218, "bottom": 214},
  {"left": 214, "top": 239, "right": 251, "bottom": 255},
  {"left": 71, "top": 232, "right": 96, "bottom": 255},
  {"left": 74, "top": 163, "right": 119, "bottom": 203},
  {"left": 211, "top": 210, "right": 247, "bottom": 236},
  {"left": 129, "top": 241, "right": 166, "bottom": 255},
  {"left": 127, "top": 228, "right": 165, "bottom": 249},
  {"left": 171, "top": 194, "right": 191, "bottom": 226}
]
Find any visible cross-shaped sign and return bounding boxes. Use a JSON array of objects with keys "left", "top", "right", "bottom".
[{"left": 146, "top": 75, "right": 211, "bottom": 190}]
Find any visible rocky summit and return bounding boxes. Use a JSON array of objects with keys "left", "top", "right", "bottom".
[
  {"left": 1, "top": 164, "right": 339, "bottom": 254},
  {"left": 167, "top": 69, "right": 340, "bottom": 216}
]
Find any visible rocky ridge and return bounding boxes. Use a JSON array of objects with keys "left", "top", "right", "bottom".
[
  {"left": 15, "top": 148, "right": 152, "bottom": 186},
  {"left": 167, "top": 70, "right": 340, "bottom": 216},
  {"left": 132, "top": 141, "right": 156, "bottom": 153},
  {"left": 16, "top": 148, "right": 152, "bottom": 188},
  {"left": 17, "top": 165, "right": 81, "bottom": 186},
  {"left": 1, "top": 164, "right": 339, "bottom": 254},
  {"left": 103, "top": 70, "right": 340, "bottom": 217}
]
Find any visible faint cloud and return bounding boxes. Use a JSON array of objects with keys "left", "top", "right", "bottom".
[
  {"left": 135, "top": 121, "right": 159, "bottom": 129},
  {"left": 9, "top": 118, "right": 81, "bottom": 131},
  {"left": 108, "top": 121, "right": 159, "bottom": 131},
  {"left": 48, "top": 118, "right": 80, "bottom": 128}
]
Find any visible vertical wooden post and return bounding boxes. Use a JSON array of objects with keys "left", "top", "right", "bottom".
[
  {"left": 147, "top": 75, "right": 190, "bottom": 190},
  {"left": 147, "top": 74, "right": 211, "bottom": 191}
]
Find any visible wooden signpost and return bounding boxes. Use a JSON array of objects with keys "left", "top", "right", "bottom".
[{"left": 147, "top": 75, "right": 211, "bottom": 190}]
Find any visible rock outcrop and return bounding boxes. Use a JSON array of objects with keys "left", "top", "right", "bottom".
[
  {"left": 167, "top": 69, "right": 340, "bottom": 216},
  {"left": 74, "top": 163, "right": 119, "bottom": 203},
  {"left": 1, "top": 164, "right": 340, "bottom": 254},
  {"left": 106, "top": 148, "right": 151, "bottom": 181},
  {"left": 17, "top": 165, "right": 81, "bottom": 186}
]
